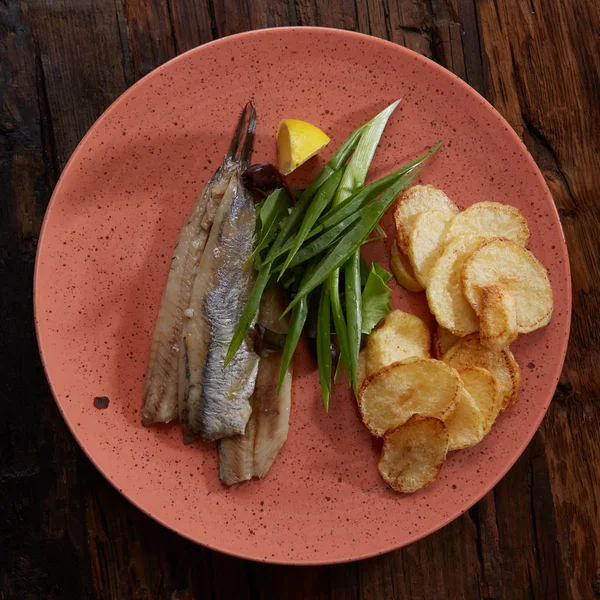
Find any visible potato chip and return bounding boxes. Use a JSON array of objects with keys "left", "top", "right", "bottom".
[
  {"left": 478, "top": 284, "right": 518, "bottom": 350},
  {"left": 393, "top": 185, "right": 459, "bottom": 253},
  {"left": 359, "top": 358, "right": 461, "bottom": 437},
  {"left": 446, "top": 201, "right": 530, "bottom": 246},
  {"left": 366, "top": 309, "right": 430, "bottom": 376},
  {"left": 458, "top": 366, "right": 503, "bottom": 434},
  {"left": 389, "top": 242, "right": 424, "bottom": 292},
  {"left": 462, "top": 238, "right": 553, "bottom": 333},
  {"left": 445, "top": 387, "right": 485, "bottom": 451},
  {"left": 357, "top": 348, "right": 368, "bottom": 390},
  {"left": 433, "top": 324, "right": 460, "bottom": 359},
  {"left": 501, "top": 348, "right": 520, "bottom": 411},
  {"left": 442, "top": 334, "right": 520, "bottom": 411},
  {"left": 408, "top": 209, "right": 456, "bottom": 287},
  {"left": 378, "top": 415, "right": 448, "bottom": 493},
  {"left": 426, "top": 235, "right": 487, "bottom": 336}
]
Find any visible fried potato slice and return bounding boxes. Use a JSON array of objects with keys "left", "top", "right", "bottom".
[
  {"left": 478, "top": 284, "right": 518, "bottom": 350},
  {"left": 433, "top": 324, "right": 460, "bottom": 359},
  {"left": 390, "top": 242, "right": 424, "bottom": 292},
  {"left": 462, "top": 239, "right": 553, "bottom": 333},
  {"left": 359, "top": 358, "right": 461, "bottom": 437},
  {"left": 365, "top": 309, "right": 430, "bottom": 376},
  {"left": 458, "top": 366, "right": 503, "bottom": 434},
  {"left": 426, "top": 235, "right": 487, "bottom": 336},
  {"left": 446, "top": 202, "right": 530, "bottom": 246},
  {"left": 378, "top": 415, "right": 449, "bottom": 493},
  {"left": 393, "top": 185, "right": 459, "bottom": 253},
  {"left": 357, "top": 348, "right": 368, "bottom": 390},
  {"left": 442, "top": 334, "right": 520, "bottom": 411},
  {"left": 445, "top": 387, "right": 485, "bottom": 451},
  {"left": 408, "top": 209, "right": 456, "bottom": 287}
]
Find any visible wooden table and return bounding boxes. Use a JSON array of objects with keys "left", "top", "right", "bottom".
[{"left": 2, "top": 1, "right": 598, "bottom": 598}]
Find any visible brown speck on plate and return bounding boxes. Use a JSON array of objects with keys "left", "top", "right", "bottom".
[{"left": 93, "top": 396, "right": 110, "bottom": 409}]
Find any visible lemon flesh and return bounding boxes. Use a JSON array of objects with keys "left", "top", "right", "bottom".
[{"left": 277, "top": 119, "right": 331, "bottom": 175}]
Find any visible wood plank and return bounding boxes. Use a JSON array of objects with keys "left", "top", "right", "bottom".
[
  {"left": 473, "top": 492, "right": 504, "bottom": 599},
  {"left": 477, "top": 1, "right": 600, "bottom": 598},
  {"left": 83, "top": 463, "right": 217, "bottom": 599},
  {"left": 1, "top": 3, "right": 99, "bottom": 598},
  {"left": 397, "top": 515, "right": 483, "bottom": 599},
  {"left": 386, "top": 0, "right": 432, "bottom": 56},
  {"left": 168, "top": 0, "right": 214, "bottom": 52},
  {"left": 122, "top": 0, "right": 177, "bottom": 79},
  {"left": 295, "top": 0, "right": 357, "bottom": 30},
  {"left": 211, "top": 0, "right": 296, "bottom": 37},
  {"left": 0, "top": 2, "right": 53, "bottom": 241},
  {"left": 25, "top": 0, "right": 130, "bottom": 169},
  {"left": 492, "top": 436, "right": 569, "bottom": 599}
]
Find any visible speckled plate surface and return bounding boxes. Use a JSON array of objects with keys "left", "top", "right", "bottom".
[{"left": 34, "top": 27, "right": 571, "bottom": 565}]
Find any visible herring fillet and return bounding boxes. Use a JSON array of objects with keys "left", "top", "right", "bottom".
[
  {"left": 141, "top": 171, "right": 232, "bottom": 425},
  {"left": 142, "top": 103, "right": 256, "bottom": 426},
  {"left": 180, "top": 122, "right": 261, "bottom": 442},
  {"left": 218, "top": 287, "right": 293, "bottom": 485},
  {"left": 181, "top": 170, "right": 259, "bottom": 442}
]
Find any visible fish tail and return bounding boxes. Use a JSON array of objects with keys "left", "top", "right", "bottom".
[{"left": 226, "top": 101, "right": 257, "bottom": 169}]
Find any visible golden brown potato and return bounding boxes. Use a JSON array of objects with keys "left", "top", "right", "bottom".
[
  {"left": 458, "top": 366, "right": 503, "bottom": 434},
  {"left": 462, "top": 238, "right": 553, "bottom": 333},
  {"left": 408, "top": 209, "right": 456, "bottom": 287},
  {"left": 378, "top": 415, "right": 449, "bottom": 493},
  {"left": 365, "top": 309, "right": 430, "bottom": 376},
  {"left": 433, "top": 324, "right": 460, "bottom": 359},
  {"left": 389, "top": 242, "right": 424, "bottom": 292},
  {"left": 393, "top": 185, "right": 459, "bottom": 253},
  {"left": 426, "top": 235, "right": 487, "bottom": 336},
  {"left": 442, "top": 334, "right": 520, "bottom": 411},
  {"left": 357, "top": 348, "right": 368, "bottom": 390},
  {"left": 444, "top": 387, "right": 485, "bottom": 451},
  {"left": 446, "top": 201, "right": 530, "bottom": 246},
  {"left": 359, "top": 358, "right": 461, "bottom": 437},
  {"left": 478, "top": 284, "right": 518, "bottom": 350}
]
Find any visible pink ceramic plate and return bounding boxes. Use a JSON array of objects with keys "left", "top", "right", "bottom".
[{"left": 35, "top": 28, "right": 571, "bottom": 564}]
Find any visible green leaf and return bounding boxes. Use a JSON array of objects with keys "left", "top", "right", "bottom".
[
  {"left": 373, "top": 223, "right": 387, "bottom": 239},
  {"left": 260, "top": 189, "right": 291, "bottom": 231},
  {"left": 277, "top": 259, "right": 318, "bottom": 391},
  {"left": 372, "top": 262, "right": 392, "bottom": 284},
  {"left": 316, "top": 285, "right": 333, "bottom": 412},
  {"left": 361, "top": 264, "right": 392, "bottom": 335},
  {"left": 254, "top": 200, "right": 265, "bottom": 238},
  {"left": 262, "top": 126, "right": 364, "bottom": 266},
  {"left": 360, "top": 256, "right": 371, "bottom": 286},
  {"left": 318, "top": 141, "right": 443, "bottom": 230},
  {"left": 344, "top": 250, "right": 362, "bottom": 393},
  {"left": 332, "top": 100, "right": 400, "bottom": 207},
  {"left": 281, "top": 171, "right": 417, "bottom": 315},
  {"left": 225, "top": 265, "right": 272, "bottom": 365},
  {"left": 328, "top": 268, "right": 350, "bottom": 377},
  {"left": 244, "top": 189, "right": 292, "bottom": 268},
  {"left": 278, "top": 168, "right": 343, "bottom": 279}
]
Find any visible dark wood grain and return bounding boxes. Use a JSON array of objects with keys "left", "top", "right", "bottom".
[{"left": 1, "top": 0, "right": 598, "bottom": 598}]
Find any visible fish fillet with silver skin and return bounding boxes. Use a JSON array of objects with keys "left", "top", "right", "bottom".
[
  {"left": 218, "top": 286, "right": 293, "bottom": 485},
  {"left": 180, "top": 104, "right": 261, "bottom": 443},
  {"left": 142, "top": 103, "right": 257, "bottom": 427}
]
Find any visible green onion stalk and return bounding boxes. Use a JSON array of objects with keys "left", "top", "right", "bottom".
[{"left": 327, "top": 100, "right": 400, "bottom": 393}]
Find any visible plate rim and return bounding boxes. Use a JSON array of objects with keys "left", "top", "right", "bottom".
[{"left": 34, "top": 26, "right": 572, "bottom": 565}]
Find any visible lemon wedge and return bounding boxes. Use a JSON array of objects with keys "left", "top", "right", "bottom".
[{"left": 277, "top": 119, "right": 331, "bottom": 175}]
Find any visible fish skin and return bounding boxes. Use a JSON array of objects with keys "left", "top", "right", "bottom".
[
  {"left": 141, "top": 165, "right": 235, "bottom": 426},
  {"left": 181, "top": 170, "right": 260, "bottom": 442},
  {"left": 218, "top": 286, "right": 293, "bottom": 485},
  {"left": 142, "top": 102, "right": 256, "bottom": 427}
]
